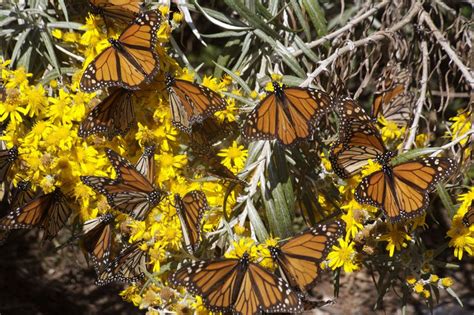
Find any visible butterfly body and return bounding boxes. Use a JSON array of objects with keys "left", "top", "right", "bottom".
[
  {"left": 242, "top": 82, "right": 333, "bottom": 146},
  {"left": 169, "top": 252, "right": 303, "bottom": 315},
  {"left": 80, "top": 10, "right": 161, "bottom": 92}
]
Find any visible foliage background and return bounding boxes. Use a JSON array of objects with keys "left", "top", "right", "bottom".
[{"left": 0, "top": 0, "right": 473, "bottom": 314}]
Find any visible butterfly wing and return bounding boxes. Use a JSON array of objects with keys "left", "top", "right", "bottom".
[
  {"left": 243, "top": 85, "right": 333, "bottom": 146},
  {"left": 89, "top": 0, "right": 142, "bottom": 23},
  {"left": 79, "top": 88, "right": 135, "bottom": 139},
  {"left": 80, "top": 10, "right": 161, "bottom": 92},
  {"left": 269, "top": 221, "right": 344, "bottom": 291},
  {"left": 463, "top": 202, "right": 473, "bottom": 226},
  {"left": 0, "top": 146, "right": 18, "bottom": 182},
  {"left": 175, "top": 190, "right": 209, "bottom": 253},
  {"left": 9, "top": 181, "right": 37, "bottom": 210},
  {"left": 82, "top": 213, "right": 115, "bottom": 266},
  {"left": 330, "top": 97, "right": 387, "bottom": 178},
  {"left": 135, "top": 145, "right": 155, "bottom": 183},
  {"left": 41, "top": 189, "right": 72, "bottom": 241},
  {"left": 96, "top": 242, "right": 147, "bottom": 285},
  {"left": 167, "top": 75, "right": 227, "bottom": 133},
  {"left": 0, "top": 193, "right": 52, "bottom": 230},
  {"left": 355, "top": 158, "right": 457, "bottom": 221}
]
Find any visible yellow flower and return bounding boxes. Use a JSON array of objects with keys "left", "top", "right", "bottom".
[
  {"left": 406, "top": 275, "right": 417, "bottom": 285},
  {"left": 429, "top": 274, "right": 439, "bottom": 283},
  {"left": 361, "top": 159, "right": 382, "bottom": 177},
  {"left": 447, "top": 215, "right": 474, "bottom": 260},
  {"left": 440, "top": 277, "right": 453, "bottom": 287},
  {"left": 21, "top": 84, "right": 48, "bottom": 117},
  {"left": 378, "top": 116, "right": 404, "bottom": 141},
  {"left": 379, "top": 223, "right": 412, "bottom": 257},
  {"left": 448, "top": 110, "right": 471, "bottom": 145},
  {"left": 225, "top": 238, "right": 258, "bottom": 261},
  {"left": 413, "top": 281, "right": 424, "bottom": 293},
  {"left": 341, "top": 204, "right": 364, "bottom": 240},
  {"left": 0, "top": 100, "right": 28, "bottom": 125},
  {"left": 422, "top": 289, "right": 430, "bottom": 298},
  {"left": 129, "top": 220, "right": 147, "bottom": 242},
  {"left": 149, "top": 244, "right": 167, "bottom": 272},
  {"left": 215, "top": 98, "right": 236, "bottom": 122},
  {"left": 327, "top": 238, "right": 359, "bottom": 273},
  {"left": 217, "top": 141, "right": 248, "bottom": 172},
  {"left": 51, "top": 29, "right": 63, "bottom": 39},
  {"left": 172, "top": 12, "right": 183, "bottom": 23},
  {"left": 234, "top": 224, "right": 246, "bottom": 235}
]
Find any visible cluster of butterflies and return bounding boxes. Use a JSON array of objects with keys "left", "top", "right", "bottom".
[{"left": 0, "top": 1, "right": 470, "bottom": 314}]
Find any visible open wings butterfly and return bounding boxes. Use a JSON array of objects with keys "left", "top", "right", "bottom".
[
  {"left": 268, "top": 220, "right": 344, "bottom": 292},
  {"left": 329, "top": 97, "right": 392, "bottom": 179},
  {"left": 0, "top": 188, "right": 71, "bottom": 241},
  {"left": 79, "top": 88, "right": 135, "bottom": 139},
  {"left": 174, "top": 190, "right": 209, "bottom": 254},
  {"left": 0, "top": 146, "right": 18, "bottom": 182},
  {"left": 355, "top": 157, "right": 457, "bottom": 222},
  {"left": 169, "top": 252, "right": 303, "bottom": 315},
  {"left": 81, "top": 213, "right": 115, "bottom": 267},
  {"left": 95, "top": 241, "right": 148, "bottom": 285},
  {"left": 242, "top": 82, "right": 333, "bottom": 146},
  {"left": 166, "top": 73, "right": 226, "bottom": 133},
  {"left": 89, "top": 0, "right": 143, "bottom": 24},
  {"left": 81, "top": 148, "right": 164, "bottom": 221},
  {"left": 80, "top": 10, "right": 161, "bottom": 92}
]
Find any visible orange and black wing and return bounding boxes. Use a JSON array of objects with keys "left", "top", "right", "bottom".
[
  {"left": 0, "top": 146, "right": 18, "bottom": 182},
  {"left": 269, "top": 220, "right": 344, "bottom": 291},
  {"left": 134, "top": 145, "right": 155, "bottom": 183},
  {"left": 80, "top": 10, "right": 161, "bottom": 92},
  {"left": 89, "top": 0, "right": 142, "bottom": 24},
  {"left": 96, "top": 242, "right": 147, "bottom": 285},
  {"left": 0, "top": 192, "right": 53, "bottom": 230},
  {"left": 175, "top": 190, "right": 209, "bottom": 253},
  {"left": 169, "top": 254, "right": 303, "bottom": 315},
  {"left": 355, "top": 157, "right": 457, "bottom": 221},
  {"left": 463, "top": 202, "right": 474, "bottom": 226},
  {"left": 9, "top": 181, "right": 37, "bottom": 210},
  {"left": 166, "top": 74, "right": 227, "bottom": 133},
  {"left": 242, "top": 83, "right": 333, "bottom": 146},
  {"left": 329, "top": 97, "right": 387, "bottom": 178},
  {"left": 79, "top": 88, "right": 135, "bottom": 139},
  {"left": 41, "top": 189, "right": 72, "bottom": 241},
  {"left": 81, "top": 213, "right": 115, "bottom": 266}
]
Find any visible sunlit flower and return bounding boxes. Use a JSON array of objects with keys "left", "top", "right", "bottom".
[
  {"left": 327, "top": 238, "right": 359, "bottom": 273},
  {"left": 225, "top": 237, "right": 258, "bottom": 261},
  {"left": 379, "top": 223, "right": 412, "bottom": 257},
  {"left": 217, "top": 141, "right": 248, "bottom": 172},
  {"left": 447, "top": 215, "right": 474, "bottom": 260}
]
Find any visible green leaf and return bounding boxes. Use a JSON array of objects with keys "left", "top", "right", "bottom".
[
  {"left": 40, "top": 30, "right": 61, "bottom": 74},
  {"left": 213, "top": 61, "right": 252, "bottom": 94},
  {"left": 261, "top": 144, "right": 294, "bottom": 238},
  {"left": 437, "top": 184, "right": 456, "bottom": 218},
  {"left": 246, "top": 201, "right": 269, "bottom": 242},
  {"left": 392, "top": 147, "right": 441, "bottom": 164},
  {"left": 290, "top": 0, "right": 311, "bottom": 40},
  {"left": 11, "top": 29, "right": 31, "bottom": 65},
  {"left": 193, "top": 1, "right": 252, "bottom": 31},
  {"left": 302, "top": 0, "right": 328, "bottom": 37},
  {"left": 446, "top": 288, "right": 463, "bottom": 307},
  {"left": 47, "top": 21, "right": 83, "bottom": 30},
  {"left": 223, "top": 0, "right": 279, "bottom": 38}
]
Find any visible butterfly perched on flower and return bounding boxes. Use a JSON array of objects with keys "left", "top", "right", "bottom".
[
  {"left": 89, "top": 0, "right": 143, "bottom": 25},
  {"left": 174, "top": 190, "right": 209, "bottom": 254},
  {"left": 169, "top": 252, "right": 303, "bottom": 315},
  {"left": 81, "top": 147, "right": 164, "bottom": 221},
  {"left": 81, "top": 213, "right": 115, "bottom": 267},
  {"left": 0, "top": 146, "right": 18, "bottom": 183},
  {"left": 372, "top": 62, "right": 413, "bottom": 127},
  {"left": 80, "top": 10, "right": 161, "bottom": 92},
  {"left": 268, "top": 220, "right": 344, "bottom": 292},
  {"left": 95, "top": 241, "right": 148, "bottom": 285},
  {"left": 330, "top": 97, "right": 457, "bottom": 221},
  {"left": 242, "top": 82, "right": 333, "bottom": 146},
  {"left": 0, "top": 188, "right": 72, "bottom": 241},
  {"left": 165, "top": 73, "right": 227, "bottom": 133},
  {"left": 79, "top": 88, "right": 135, "bottom": 140},
  {"left": 462, "top": 202, "right": 473, "bottom": 227}
]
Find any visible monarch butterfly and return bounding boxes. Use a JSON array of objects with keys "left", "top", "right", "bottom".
[
  {"left": 95, "top": 241, "right": 148, "bottom": 285},
  {"left": 165, "top": 73, "right": 227, "bottom": 133},
  {"left": 134, "top": 145, "right": 155, "bottom": 183},
  {"left": 79, "top": 88, "right": 135, "bottom": 140},
  {"left": 81, "top": 213, "right": 115, "bottom": 267},
  {"left": 355, "top": 157, "right": 457, "bottom": 222},
  {"left": 169, "top": 252, "right": 303, "bottom": 315},
  {"left": 0, "top": 146, "right": 18, "bottom": 182},
  {"left": 242, "top": 82, "right": 333, "bottom": 146},
  {"left": 80, "top": 10, "right": 161, "bottom": 92},
  {"left": 462, "top": 202, "right": 473, "bottom": 227},
  {"left": 329, "top": 97, "right": 391, "bottom": 179},
  {"left": 372, "top": 63, "right": 413, "bottom": 126},
  {"left": 174, "top": 190, "right": 209, "bottom": 254},
  {"left": 89, "top": 0, "right": 143, "bottom": 24},
  {"left": 0, "top": 188, "right": 72, "bottom": 241},
  {"left": 81, "top": 148, "right": 164, "bottom": 221},
  {"left": 268, "top": 220, "right": 344, "bottom": 292},
  {"left": 0, "top": 181, "right": 37, "bottom": 245}
]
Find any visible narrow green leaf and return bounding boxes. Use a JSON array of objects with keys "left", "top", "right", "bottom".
[
  {"left": 446, "top": 288, "right": 463, "bottom": 307},
  {"left": 392, "top": 147, "right": 441, "bottom": 164},
  {"left": 302, "top": 0, "right": 328, "bottom": 37},
  {"left": 201, "top": 31, "right": 247, "bottom": 38},
  {"left": 58, "top": 0, "right": 69, "bottom": 22},
  {"left": 437, "top": 184, "right": 456, "bottom": 218},
  {"left": 232, "top": 33, "right": 252, "bottom": 72},
  {"left": 47, "top": 22, "right": 83, "bottom": 30},
  {"left": 290, "top": 0, "right": 311, "bottom": 40},
  {"left": 223, "top": 0, "right": 279, "bottom": 38},
  {"left": 40, "top": 30, "right": 61, "bottom": 74},
  {"left": 11, "top": 29, "right": 30, "bottom": 64},
  {"left": 293, "top": 34, "right": 320, "bottom": 63},
  {"left": 193, "top": 1, "right": 252, "bottom": 31},
  {"left": 246, "top": 201, "right": 269, "bottom": 242}
]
